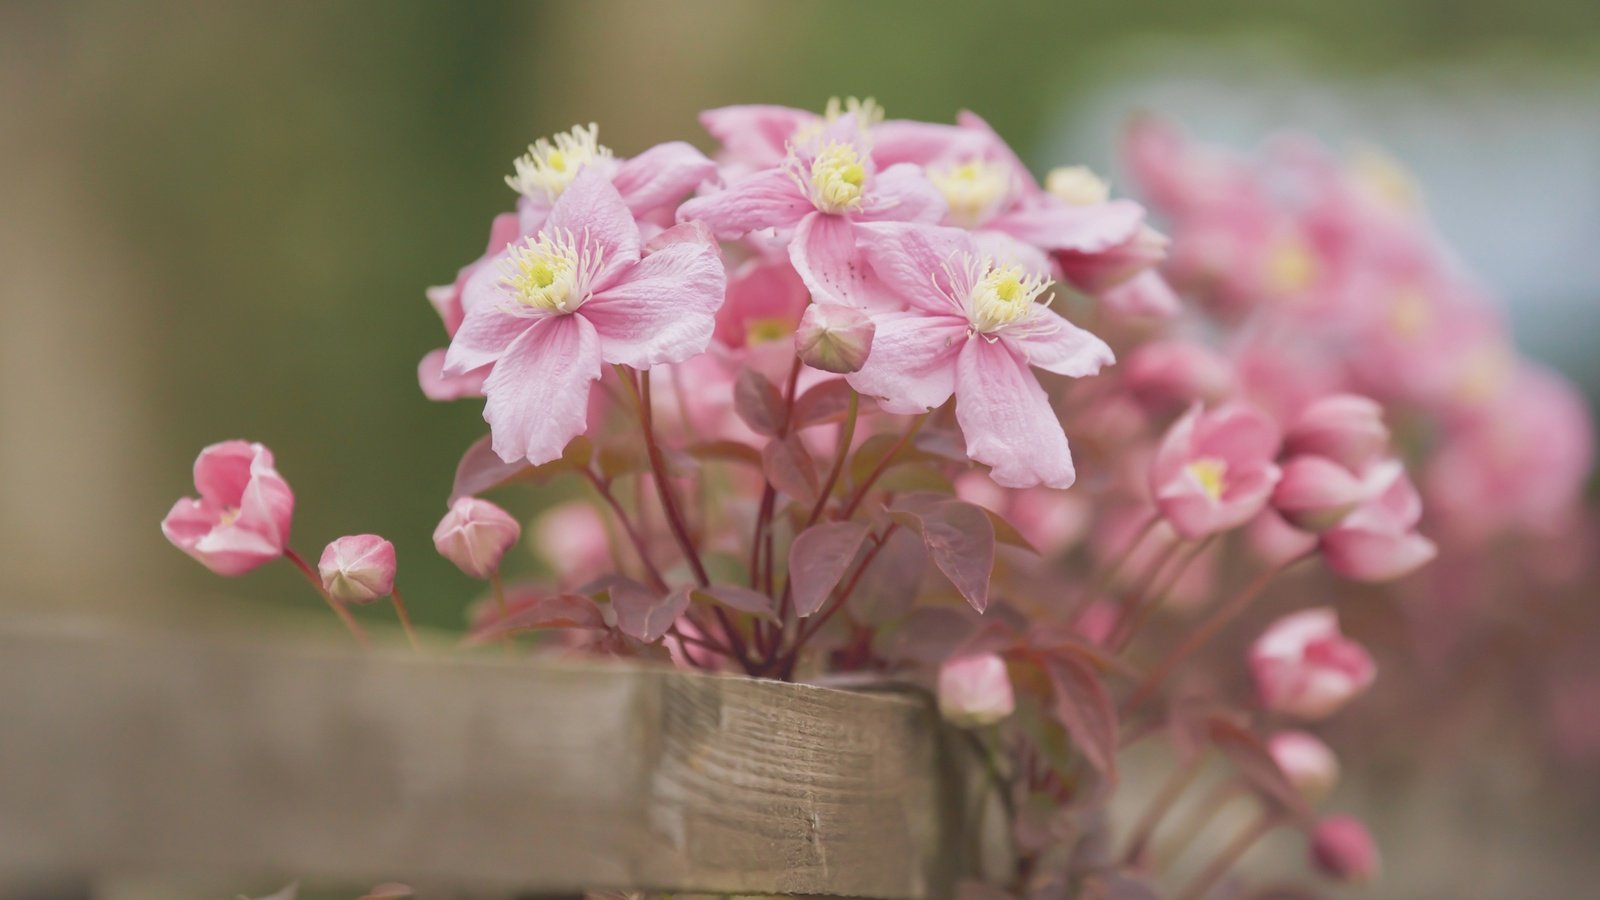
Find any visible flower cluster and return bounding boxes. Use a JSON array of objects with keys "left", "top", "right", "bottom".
[{"left": 163, "top": 102, "right": 1593, "bottom": 898}]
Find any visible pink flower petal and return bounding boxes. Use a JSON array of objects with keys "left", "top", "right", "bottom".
[
  {"left": 855, "top": 221, "right": 972, "bottom": 312},
  {"left": 482, "top": 314, "right": 603, "bottom": 465},
  {"left": 1004, "top": 309, "right": 1114, "bottom": 378},
  {"left": 856, "top": 162, "right": 948, "bottom": 224},
  {"left": 192, "top": 440, "right": 259, "bottom": 507},
  {"left": 417, "top": 348, "right": 487, "bottom": 401},
  {"left": 990, "top": 199, "right": 1145, "bottom": 254},
  {"left": 544, "top": 167, "right": 642, "bottom": 291},
  {"left": 789, "top": 212, "right": 880, "bottom": 308},
  {"left": 955, "top": 338, "right": 1075, "bottom": 489},
  {"left": 677, "top": 167, "right": 811, "bottom": 238},
  {"left": 444, "top": 298, "right": 541, "bottom": 375},
  {"left": 582, "top": 239, "right": 725, "bottom": 368},
  {"left": 610, "top": 141, "right": 716, "bottom": 217},
  {"left": 699, "top": 104, "right": 816, "bottom": 169},
  {"left": 846, "top": 311, "right": 967, "bottom": 415}
]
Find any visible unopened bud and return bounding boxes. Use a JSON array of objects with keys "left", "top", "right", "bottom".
[
  {"left": 938, "top": 653, "right": 1016, "bottom": 728},
  {"left": 796, "top": 303, "right": 875, "bottom": 374}
]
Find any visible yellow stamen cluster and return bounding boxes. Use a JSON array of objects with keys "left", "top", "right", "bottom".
[
  {"left": 1455, "top": 344, "right": 1513, "bottom": 404},
  {"left": 1266, "top": 240, "right": 1317, "bottom": 295},
  {"left": 1387, "top": 286, "right": 1432, "bottom": 339},
  {"left": 967, "top": 261, "right": 1053, "bottom": 333},
  {"left": 1186, "top": 458, "right": 1229, "bottom": 502},
  {"left": 1349, "top": 145, "right": 1420, "bottom": 212},
  {"left": 1045, "top": 165, "right": 1111, "bottom": 206},
  {"left": 503, "top": 231, "right": 592, "bottom": 313},
  {"left": 217, "top": 506, "right": 242, "bottom": 528},
  {"left": 930, "top": 159, "right": 1011, "bottom": 227},
  {"left": 792, "top": 97, "right": 884, "bottom": 146},
  {"left": 809, "top": 142, "right": 868, "bottom": 213},
  {"left": 506, "top": 124, "right": 613, "bottom": 201}
]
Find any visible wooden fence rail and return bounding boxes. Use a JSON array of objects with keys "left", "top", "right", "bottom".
[{"left": 0, "top": 619, "right": 971, "bottom": 898}]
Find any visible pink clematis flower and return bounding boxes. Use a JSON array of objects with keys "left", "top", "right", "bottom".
[
  {"left": 678, "top": 110, "right": 946, "bottom": 308},
  {"left": 1150, "top": 403, "right": 1283, "bottom": 539},
  {"left": 161, "top": 441, "right": 294, "bottom": 576},
  {"left": 1272, "top": 455, "right": 1369, "bottom": 533},
  {"left": 1319, "top": 461, "right": 1436, "bottom": 582},
  {"left": 1283, "top": 393, "right": 1390, "bottom": 472},
  {"left": 845, "top": 223, "right": 1115, "bottom": 488},
  {"left": 505, "top": 123, "right": 715, "bottom": 235},
  {"left": 318, "top": 534, "right": 397, "bottom": 604},
  {"left": 1250, "top": 607, "right": 1376, "bottom": 720},
  {"left": 445, "top": 168, "right": 727, "bottom": 465},
  {"left": 938, "top": 652, "right": 1016, "bottom": 728},
  {"left": 418, "top": 213, "right": 520, "bottom": 401}
]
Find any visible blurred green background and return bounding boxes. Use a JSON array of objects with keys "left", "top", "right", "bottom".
[
  {"left": 3, "top": 0, "right": 1597, "bottom": 625},
  {"left": 4, "top": 3, "right": 1600, "bottom": 897}
]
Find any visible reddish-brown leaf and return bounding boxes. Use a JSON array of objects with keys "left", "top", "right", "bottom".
[
  {"left": 789, "top": 520, "right": 871, "bottom": 617},
  {"left": 762, "top": 433, "right": 819, "bottom": 505},
  {"left": 1044, "top": 654, "right": 1119, "bottom": 781},
  {"left": 733, "top": 367, "right": 786, "bottom": 436},
  {"left": 790, "top": 378, "right": 855, "bottom": 430},
  {"left": 610, "top": 580, "right": 691, "bottom": 644}
]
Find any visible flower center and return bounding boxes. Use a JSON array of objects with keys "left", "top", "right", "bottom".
[
  {"left": 1045, "top": 165, "right": 1110, "bottom": 206},
  {"left": 502, "top": 229, "right": 601, "bottom": 313},
  {"left": 746, "top": 317, "right": 792, "bottom": 345},
  {"left": 218, "top": 506, "right": 241, "bottom": 528},
  {"left": 929, "top": 159, "right": 1011, "bottom": 227},
  {"left": 967, "top": 261, "right": 1053, "bottom": 333},
  {"left": 1186, "top": 458, "right": 1229, "bottom": 502},
  {"left": 809, "top": 142, "right": 868, "bottom": 213},
  {"left": 1387, "top": 287, "right": 1431, "bottom": 339},
  {"left": 1266, "top": 239, "right": 1317, "bottom": 295},
  {"left": 506, "top": 124, "right": 613, "bottom": 202}
]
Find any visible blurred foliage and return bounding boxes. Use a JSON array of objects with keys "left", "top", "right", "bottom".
[{"left": 5, "top": 0, "right": 1598, "bottom": 627}]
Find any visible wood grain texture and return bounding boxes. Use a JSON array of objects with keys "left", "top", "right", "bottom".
[{"left": 0, "top": 619, "right": 966, "bottom": 898}]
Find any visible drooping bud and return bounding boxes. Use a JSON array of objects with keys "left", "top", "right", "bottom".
[
  {"left": 318, "top": 534, "right": 397, "bottom": 604},
  {"left": 1272, "top": 455, "right": 1367, "bottom": 532},
  {"left": 433, "top": 497, "right": 522, "bottom": 580},
  {"left": 1285, "top": 394, "right": 1389, "bottom": 472},
  {"left": 938, "top": 653, "right": 1016, "bottom": 728},
  {"left": 1249, "top": 607, "right": 1376, "bottom": 720},
  {"left": 1309, "top": 815, "right": 1381, "bottom": 883},
  {"left": 796, "top": 303, "right": 875, "bottom": 374},
  {"left": 1267, "top": 730, "right": 1341, "bottom": 804}
]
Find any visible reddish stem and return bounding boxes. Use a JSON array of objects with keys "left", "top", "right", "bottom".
[
  {"left": 283, "top": 548, "right": 370, "bottom": 650},
  {"left": 623, "top": 367, "right": 711, "bottom": 588},
  {"left": 580, "top": 468, "right": 669, "bottom": 593},
  {"left": 388, "top": 587, "right": 422, "bottom": 653},
  {"left": 1174, "top": 811, "right": 1279, "bottom": 900},
  {"left": 837, "top": 414, "right": 927, "bottom": 520}
]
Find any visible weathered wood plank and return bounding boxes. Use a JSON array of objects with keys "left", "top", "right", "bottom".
[{"left": 0, "top": 619, "right": 965, "bottom": 897}]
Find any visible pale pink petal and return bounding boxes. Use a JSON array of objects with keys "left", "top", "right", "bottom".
[
  {"left": 789, "top": 212, "right": 882, "bottom": 308},
  {"left": 582, "top": 240, "right": 726, "bottom": 368},
  {"left": 544, "top": 167, "right": 641, "bottom": 290},
  {"left": 700, "top": 104, "right": 815, "bottom": 169},
  {"left": 954, "top": 110, "right": 1039, "bottom": 194},
  {"left": 444, "top": 299, "right": 540, "bottom": 375},
  {"left": 971, "top": 229, "right": 1053, "bottom": 276},
  {"left": 1004, "top": 310, "right": 1114, "bottom": 377},
  {"left": 610, "top": 141, "right": 716, "bottom": 217},
  {"left": 870, "top": 119, "right": 974, "bottom": 167},
  {"left": 1098, "top": 269, "right": 1181, "bottom": 318},
  {"left": 846, "top": 311, "right": 967, "bottom": 414},
  {"left": 854, "top": 221, "right": 972, "bottom": 312},
  {"left": 989, "top": 199, "right": 1145, "bottom": 253},
  {"left": 482, "top": 315, "right": 603, "bottom": 465},
  {"left": 418, "top": 348, "right": 487, "bottom": 401},
  {"left": 955, "top": 337, "right": 1075, "bottom": 489},
  {"left": 160, "top": 498, "right": 216, "bottom": 548},
  {"left": 677, "top": 167, "right": 812, "bottom": 238},
  {"left": 193, "top": 441, "right": 259, "bottom": 507},
  {"left": 856, "top": 162, "right": 948, "bottom": 224}
]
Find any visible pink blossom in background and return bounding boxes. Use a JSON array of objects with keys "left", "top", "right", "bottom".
[
  {"left": 1250, "top": 607, "right": 1376, "bottom": 720},
  {"left": 532, "top": 501, "right": 613, "bottom": 586},
  {"left": 1283, "top": 394, "right": 1390, "bottom": 473},
  {"left": 505, "top": 124, "right": 715, "bottom": 235},
  {"left": 1272, "top": 455, "right": 1369, "bottom": 533},
  {"left": 161, "top": 441, "right": 294, "bottom": 576},
  {"left": 317, "top": 534, "right": 397, "bottom": 604},
  {"left": 938, "top": 652, "right": 1016, "bottom": 728},
  {"left": 680, "top": 108, "right": 945, "bottom": 309},
  {"left": 954, "top": 471, "right": 1091, "bottom": 558},
  {"left": 1309, "top": 815, "right": 1381, "bottom": 883},
  {"left": 1122, "top": 339, "right": 1235, "bottom": 413},
  {"left": 845, "top": 222, "right": 1114, "bottom": 488},
  {"left": 1267, "top": 730, "right": 1341, "bottom": 804},
  {"left": 446, "top": 169, "right": 727, "bottom": 465},
  {"left": 433, "top": 497, "right": 521, "bottom": 580},
  {"left": 1150, "top": 402, "right": 1282, "bottom": 539},
  {"left": 1320, "top": 461, "right": 1436, "bottom": 582}
]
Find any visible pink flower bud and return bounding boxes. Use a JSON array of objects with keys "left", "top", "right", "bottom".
[
  {"left": 795, "top": 303, "right": 875, "bottom": 374},
  {"left": 1151, "top": 403, "right": 1283, "bottom": 539},
  {"left": 1309, "top": 815, "right": 1380, "bottom": 883},
  {"left": 317, "top": 534, "right": 397, "bottom": 604},
  {"left": 938, "top": 653, "right": 1016, "bottom": 728},
  {"left": 161, "top": 441, "right": 294, "bottom": 576},
  {"left": 1250, "top": 608, "right": 1376, "bottom": 720},
  {"left": 1284, "top": 394, "right": 1389, "bottom": 471},
  {"left": 1124, "top": 339, "right": 1234, "bottom": 410},
  {"left": 1267, "top": 730, "right": 1340, "bottom": 804},
  {"left": 1320, "top": 461, "right": 1437, "bottom": 582},
  {"left": 533, "top": 501, "right": 612, "bottom": 584},
  {"left": 432, "top": 497, "right": 521, "bottom": 580},
  {"left": 1272, "top": 455, "right": 1366, "bottom": 532}
]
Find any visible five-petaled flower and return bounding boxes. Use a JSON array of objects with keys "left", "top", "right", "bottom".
[{"left": 161, "top": 441, "right": 295, "bottom": 577}]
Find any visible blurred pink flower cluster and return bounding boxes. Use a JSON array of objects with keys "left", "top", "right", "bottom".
[{"left": 162, "top": 101, "right": 1594, "bottom": 898}]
